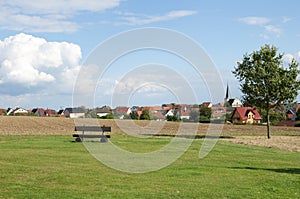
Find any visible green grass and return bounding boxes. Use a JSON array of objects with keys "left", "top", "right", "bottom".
[{"left": 0, "top": 135, "right": 299, "bottom": 199}]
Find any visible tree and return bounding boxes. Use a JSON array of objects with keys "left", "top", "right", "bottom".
[
  {"left": 199, "top": 106, "right": 212, "bottom": 123},
  {"left": 130, "top": 111, "right": 139, "bottom": 120},
  {"left": 233, "top": 44, "right": 300, "bottom": 138},
  {"left": 140, "top": 110, "right": 151, "bottom": 120},
  {"left": 166, "top": 115, "right": 179, "bottom": 122},
  {"left": 259, "top": 108, "right": 284, "bottom": 125}
]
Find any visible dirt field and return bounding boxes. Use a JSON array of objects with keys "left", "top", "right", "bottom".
[
  {"left": 223, "top": 136, "right": 300, "bottom": 152},
  {"left": 0, "top": 116, "right": 299, "bottom": 151}
]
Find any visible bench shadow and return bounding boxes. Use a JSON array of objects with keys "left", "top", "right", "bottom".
[
  {"left": 143, "top": 134, "right": 234, "bottom": 139},
  {"left": 230, "top": 166, "right": 300, "bottom": 174}
]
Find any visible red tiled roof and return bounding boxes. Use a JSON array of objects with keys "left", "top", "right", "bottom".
[
  {"left": 201, "top": 102, "right": 211, "bottom": 107},
  {"left": 114, "top": 107, "right": 129, "bottom": 113},
  {"left": 234, "top": 107, "right": 262, "bottom": 120}
]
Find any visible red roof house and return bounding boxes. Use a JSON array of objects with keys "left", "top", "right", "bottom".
[
  {"left": 201, "top": 102, "right": 212, "bottom": 108},
  {"left": 231, "top": 107, "right": 262, "bottom": 124}
]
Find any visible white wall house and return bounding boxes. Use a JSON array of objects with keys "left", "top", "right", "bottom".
[
  {"left": 64, "top": 108, "right": 85, "bottom": 118},
  {"left": 7, "top": 107, "right": 28, "bottom": 115},
  {"left": 229, "top": 98, "right": 243, "bottom": 107}
]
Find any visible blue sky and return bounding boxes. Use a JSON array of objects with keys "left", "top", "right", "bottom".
[{"left": 0, "top": 0, "right": 299, "bottom": 109}]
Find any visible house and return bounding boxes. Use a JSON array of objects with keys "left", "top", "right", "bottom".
[
  {"left": 285, "top": 103, "right": 300, "bottom": 120},
  {"left": 231, "top": 107, "right": 262, "bottom": 124},
  {"left": 64, "top": 108, "right": 85, "bottom": 118},
  {"left": 211, "top": 106, "right": 226, "bottom": 119},
  {"left": 201, "top": 102, "right": 212, "bottom": 108},
  {"left": 162, "top": 104, "right": 173, "bottom": 111},
  {"left": 224, "top": 84, "right": 243, "bottom": 107},
  {"left": 95, "top": 106, "right": 112, "bottom": 118},
  {"left": 151, "top": 111, "right": 165, "bottom": 121},
  {"left": 7, "top": 107, "right": 28, "bottom": 116},
  {"left": 145, "top": 106, "right": 165, "bottom": 121},
  {"left": 32, "top": 108, "right": 57, "bottom": 117},
  {"left": 32, "top": 108, "right": 46, "bottom": 116},
  {"left": 177, "top": 105, "right": 191, "bottom": 120},
  {"left": 14, "top": 107, "right": 28, "bottom": 115},
  {"left": 165, "top": 109, "right": 175, "bottom": 118},
  {"left": 45, "top": 109, "right": 56, "bottom": 117},
  {"left": 57, "top": 109, "right": 65, "bottom": 117},
  {"left": 113, "top": 106, "right": 131, "bottom": 119},
  {"left": 228, "top": 98, "right": 243, "bottom": 107}
]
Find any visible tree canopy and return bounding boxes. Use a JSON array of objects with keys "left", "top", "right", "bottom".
[
  {"left": 233, "top": 44, "right": 300, "bottom": 138},
  {"left": 140, "top": 110, "right": 151, "bottom": 120}
]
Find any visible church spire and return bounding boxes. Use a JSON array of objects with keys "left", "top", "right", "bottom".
[{"left": 225, "top": 83, "right": 231, "bottom": 102}]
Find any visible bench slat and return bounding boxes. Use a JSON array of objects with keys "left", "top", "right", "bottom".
[
  {"left": 73, "top": 134, "right": 111, "bottom": 138},
  {"left": 74, "top": 126, "right": 111, "bottom": 132}
]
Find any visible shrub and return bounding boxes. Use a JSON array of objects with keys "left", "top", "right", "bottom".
[
  {"left": 140, "top": 110, "right": 150, "bottom": 120},
  {"left": 199, "top": 116, "right": 211, "bottom": 123},
  {"left": 166, "top": 115, "right": 179, "bottom": 122},
  {"left": 99, "top": 113, "right": 114, "bottom": 119}
]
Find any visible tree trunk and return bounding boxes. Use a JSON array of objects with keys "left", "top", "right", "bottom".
[{"left": 266, "top": 108, "right": 271, "bottom": 139}]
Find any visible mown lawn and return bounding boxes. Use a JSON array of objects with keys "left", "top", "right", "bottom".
[{"left": 0, "top": 135, "right": 299, "bottom": 198}]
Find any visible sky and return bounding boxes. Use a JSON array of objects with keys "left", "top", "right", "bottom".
[{"left": 0, "top": 0, "right": 300, "bottom": 110}]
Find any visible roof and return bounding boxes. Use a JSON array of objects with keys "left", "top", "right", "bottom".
[
  {"left": 65, "top": 108, "right": 84, "bottom": 113},
  {"left": 201, "top": 102, "right": 212, "bottom": 107},
  {"left": 57, "top": 109, "right": 64, "bottom": 115},
  {"left": 234, "top": 107, "right": 262, "bottom": 120},
  {"left": 45, "top": 109, "right": 56, "bottom": 115},
  {"left": 113, "top": 107, "right": 129, "bottom": 113}
]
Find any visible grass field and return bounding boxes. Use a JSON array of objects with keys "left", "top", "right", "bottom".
[{"left": 0, "top": 133, "right": 299, "bottom": 198}]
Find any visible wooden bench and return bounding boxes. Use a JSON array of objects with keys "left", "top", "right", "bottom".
[{"left": 73, "top": 125, "right": 111, "bottom": 142}]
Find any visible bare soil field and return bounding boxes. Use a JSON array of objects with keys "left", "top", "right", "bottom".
[
  {"left": 223, "top": 136, "right": 300, "bottom": 152},
  {"left": 0, "top": 116, "right": 299, "bottom": 151}
]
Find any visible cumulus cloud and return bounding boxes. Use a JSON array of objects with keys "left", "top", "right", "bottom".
[
  {"left": 116, "top": 10, "right": 197, "bottom": 25},
  {"left": 0, "top": 33, "right": 81, "bottom": 94},
  {"left": 0, "top": 0, "right": 122, "bottom": 32},
  {"left": 282, "top": 52, "right": 300, "bottom": 70},
  {"left": 283, "top": 54, "right": 295, "bottom": 64}
]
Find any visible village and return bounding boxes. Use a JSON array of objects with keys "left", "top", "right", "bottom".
[{"left": 2, "top": 85, "right": 300, "bottom": 126}]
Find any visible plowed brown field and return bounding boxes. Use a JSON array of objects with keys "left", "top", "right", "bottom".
[{"left": 0, "top": 116, "right": 299, "bottom": 151}]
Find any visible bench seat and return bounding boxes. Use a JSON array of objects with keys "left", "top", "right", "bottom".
[{"left": 73, "top": 125, "right": 111, "bottom": 142}]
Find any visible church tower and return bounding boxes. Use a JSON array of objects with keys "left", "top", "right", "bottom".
[{"left": 225, "top": 83, "right": 231, "bottom": 102}]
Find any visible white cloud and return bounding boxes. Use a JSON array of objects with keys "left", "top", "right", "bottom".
[
  {"left": 117, "top": 10, "right": 197, "bottom": 25},
  {"left": 2, "top": 0, "right": 121, "bottom": 14},
  {"left": 238, "top": 16, "right": 283, "bottom": 38},
  {"left": 0, "top": 33, "right": 81, "bottom": 92},
  {"left": 283, "top": 53, "right": 300, "bottom": 68},
  {"left": 283, "top": 54, "right": 295, "bottom": 64},
  {"left": 264, "top": 25, "right": 282, "bottom": 37},
  {"left": 0, "top": 0, "right": 122, "bottom": 32},
  {"left": 282, "top": 16, "right": 291, "bottom": 23},
  {"left": 238, "top": 17, "right": 271, "bottom": 25}
]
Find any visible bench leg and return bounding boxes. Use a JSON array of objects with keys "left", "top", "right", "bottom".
[{"left": 100, "top": 136, "right": 108, "bottom": 143}]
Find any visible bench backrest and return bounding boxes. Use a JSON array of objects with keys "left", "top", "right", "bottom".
[{"left": 75, "top": 126, "right": 111, "bottom": 132}]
